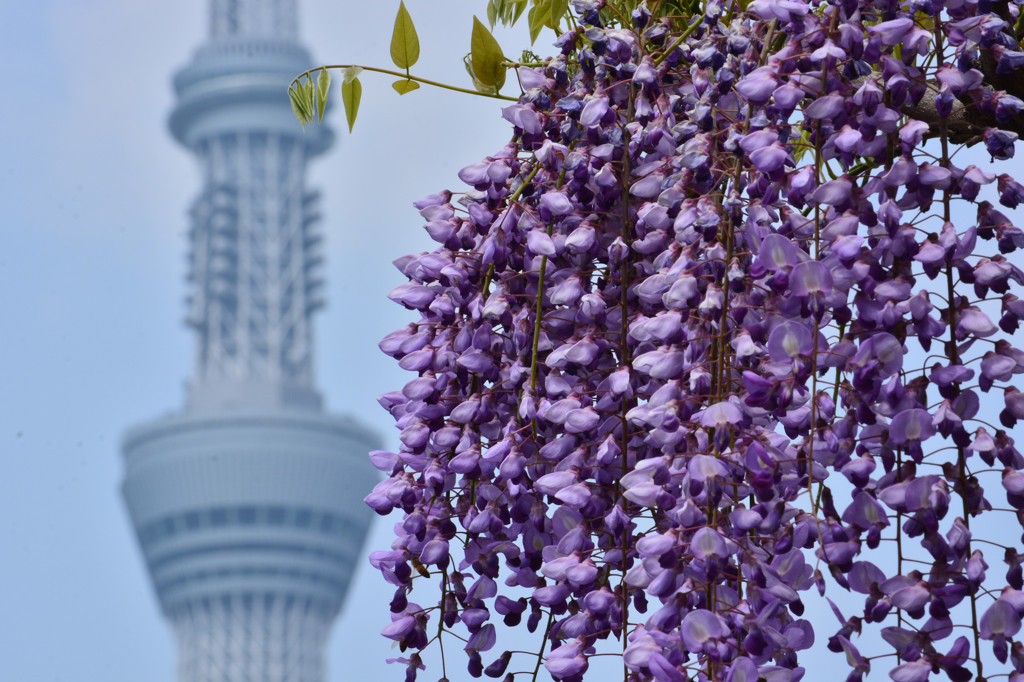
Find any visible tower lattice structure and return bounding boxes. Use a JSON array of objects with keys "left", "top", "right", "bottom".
[{"left": 122, "top": 2, "right": 379, "bottom": 680}]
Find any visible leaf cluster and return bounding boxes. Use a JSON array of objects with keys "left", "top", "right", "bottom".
[
  {"left": 289, "top": 67, "right": 332, "bottom": 128},
  {"left": 486, "top": 0, "right": 571, "bottom": 44},
  {"left": 289, "top": 2, "right": 518, "bottom": 133}
]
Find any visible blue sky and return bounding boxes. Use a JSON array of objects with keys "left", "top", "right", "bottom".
[{"left": 0, "top": 1, "right": 533, "bottom": 679}]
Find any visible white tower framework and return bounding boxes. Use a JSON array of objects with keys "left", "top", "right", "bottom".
[{"left": 122, "top": 2, "right": 379, "bottom": 681}]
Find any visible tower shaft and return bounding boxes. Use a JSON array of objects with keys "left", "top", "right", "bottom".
[
  {"left": 122, "top": 3, "right": 378, "bottom": 681},
  {"left": 167, "top": 0, "right": 332, "bottom": 412},
  {"left": 174, "top": 594, "right": 328, "bottom": 681},
  {"left": 210, "top": 0, "right": 299, "bottom": 40},
  {"left": 187, "top": 131, "right": 322, "bottom": 410}
]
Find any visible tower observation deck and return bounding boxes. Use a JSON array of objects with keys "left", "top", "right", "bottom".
[{"left": 121, "top": 2, "right": 379, "bottom": 680}]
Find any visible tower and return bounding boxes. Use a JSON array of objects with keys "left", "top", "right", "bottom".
[{"left": 121, "top": 2, "right": 380, "bottom": 680}]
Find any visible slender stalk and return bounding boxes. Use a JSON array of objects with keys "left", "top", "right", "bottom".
[
  {"left": 652, "top": 14, "right": 704, "bottom": 67},
  {"left": 484, "top": 161, "right": 544, "bottom": 295},
  {"left": 531, "top": 613, "right": 556, "bottom": 682},
  {"left": 438, "top": 574, "right": 449, "bottom": 680},
  {"left": 617, "top": 92, "right": 636, "bottom": 682},
  {"left": 290, "top": 64, "right": 519, "bottom": 102},
  {"left": 932, "top": 15, "right": 983, "bottom": 675},
  {"left": 529, "top": 164, "right": 569, "bottom": 392},
  {"left": 529, "top": 251, "right": 550, "bottom": 393}
]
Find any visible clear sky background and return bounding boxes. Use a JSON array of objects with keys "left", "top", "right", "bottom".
[
  {"left": 0, "top": 1, "right": 536, "bottom": 679},
  {"left": 1, "top": 2, "right": 1020, "bottom": 681}
]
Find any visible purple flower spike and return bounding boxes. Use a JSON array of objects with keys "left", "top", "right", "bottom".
[
  {"left": 382, "top": 615, "right": 417, "bottom": 642},
  {"left": 980, "top": 599, "right": 1022, "bottom": 639},
  {"left": 372, "top": 8, "right": 1024, "bottom": 679},
  {"left": 527, "top": 229, "right": 557, "bottom": 257},
  {"left": 541, "top": 191, "right": 574, "bottom": 216},
  {"left": 768, "top": 320, "right": 814, "bottom": 361},
  {"left": 867, "top": 17, "right": 914, "bottom": 45},
  {"left": 419, "top": 539, "right": 449, "bottom": 566},
  {"left": 985, "top": 129, "right": 1019, "bottom": 161},
  {"left": 624, "top": 633, "right": 660, "bottom": 671},
  {"left": 889, "top": 409, "right": 936, "bottom": 445},
  {"left": 812, "top": 177, "right": 853, "bottom": 207},
  {"left": 680, "top": 610, "right": 724, "bottom": 652},
  {"left": 838, "top": 637, "right": 870, "bottom": 673},
  {"left": 534, "top": 584, "right": 570, "bottom": 607},
  {"left": 638, "top": 533, "right": 676, "bottom": 558},
  {"left": 536, "top": 470, "right": 577, "bottom": 495},
  {"left": 690, "top": 527, "right": 729, "bottom": 559},
  {"left": 773, "top": 84, "right": 804, "bottom": 111},
  {"left": 466, "top": 623, "right": 496, "bottom": 653},
  {"left": 503, "top": 103, "right": 543, "bottom": 134},
  {"left": 633, "top": 348, "right": 684, "bottom": 379},
  {"left": 726, "top": 657, "right": 760, "bottom": 682},
  {"left": 834, "top": 126, "right": 863, "bottom": 153},
  {"left": 758, "top": 233, "right": 800, "bottom": 270},
  {"left": 748, "top": 0, "right": 810, "bottom": 22},
  {"left": 545, "top": 639, "right": 588, "bottom": 679},
  {"left": 958, "top": 307, "right": 999, "bottom": 338},
  {"left": 804, "top": 94, "right": 845, "bottom": 120},
  {"left": 1002, "top": 470, "right": 1024, "bottom": 496},
  {"left": 851, "top": 333, "right": 904, "bottom": 377},
  {"left": 790, "top": 261, "right": 833, "bottom": 296},
  {"left": 740, "top": 129, "right": 779, "bottom": 154},
  {"left": 889, "top": 660, "right": 931, "bottom": 682},
  {"left": 848, "top": 562, "right": 886, "bottom": 594},
  {"left": 517, "top": 67, "right": 546, "bottom": 90},
  {"left": 936, "top": 66, "right": 984, "bottom": 95},
  {"left": 630, "top": 172, "right": 665, "bottom": 199},
  {"left": 735, "top": 67, "right": 779, "bottom": 104},
  {"left": 458, "top": 162, "right": 490, "bottom": 185},
  {"left": 699, "top": 401, "right": 743, "bottom": 428},
  {"left": 751, "top": 143, "right": 789, "bottom": 173},
  {"left": 1003, "top": 387, "right": 1024, "bottom": 427},
  {"left": 633, "top": 59, "right": 658, "bottom": 87},
  {"left": 649, "top": 653, "right": 685, "bottom": 681},
  {"left": 580, "top": 94, "right": 611, "bottom": 127}
]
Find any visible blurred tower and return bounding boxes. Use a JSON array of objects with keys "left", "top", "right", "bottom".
[{"left": 121, "top": 2, "right": 379, "bottom": 680}]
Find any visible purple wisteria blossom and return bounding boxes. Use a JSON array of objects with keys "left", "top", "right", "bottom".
[{"left": 359, "top": 1, "right": 1024, "bottom": 681}]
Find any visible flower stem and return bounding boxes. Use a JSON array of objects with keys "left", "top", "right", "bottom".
[{"left": 290, "top": 64, "right": 520, "bottom": 102}]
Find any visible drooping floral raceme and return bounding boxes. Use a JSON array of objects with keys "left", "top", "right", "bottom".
[{"left": 365, "top": 0, "right": 1024, "bottom": 680}]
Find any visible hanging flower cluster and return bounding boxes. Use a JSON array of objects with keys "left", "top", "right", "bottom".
[{"left": 365, "top": 0, "right": 1024, "bottom": 679}]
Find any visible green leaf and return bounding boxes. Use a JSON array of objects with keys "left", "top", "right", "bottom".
[
  {"left": 849, "top": 161, "right": 873, "bottom": 179},
  {"left": 390, "top": 1, "right": 420, "bottom": 70},
  {"left": 791, "top": 125, "right": 813, "bottom": 164},
  {"left": 392, "top": 78, "right": 421, "bottom": 94},
  {"left": 549, "top": 0, "right": 568, "bottom": 29},
  {"left": 289, "top": 87, "right": 310, "bottom": 127},
  {"left": 463, "top": 54, "right": 491, "bottom": 93},
  {"left": 527, "top": 4, "right": 546, "bottom": 44},
  {"left": 511, "top": 0, "right": 528, "bottom": 24},
  {"left": 487, "top": 0, "right": 528, "bottom": 27},
  {"left": 315, "top": 68, "right": 331, "bottom": 123},
  {"left": 301, "top": 77, "right": 317, "bottom": 124},
  {"left": 470, "top": 16, "right": 506, "bottom": 92},
  {"left": 341, "top": 77, "right": 362, "bottom": 133}
]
